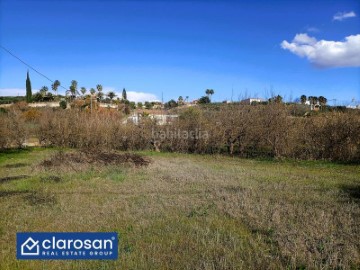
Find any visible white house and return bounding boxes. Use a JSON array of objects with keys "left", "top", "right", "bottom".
[
  {"left": 240, "top": 98, "right": 265, "bottom": 104},
  {"left": 124, "top": 113, "right": 178, "bottom": 125}
]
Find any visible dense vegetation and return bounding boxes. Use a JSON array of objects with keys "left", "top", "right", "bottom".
[
  {"left": 0, "top": 96, "right": 26, "bottom": 104},
  {"left": 1, "top": 103, "right": 359, "bottom": 162}
]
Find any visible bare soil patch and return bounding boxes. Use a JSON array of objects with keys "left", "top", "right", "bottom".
[{"left": 40, "top": 149, "right": 151, "bottom": 170}]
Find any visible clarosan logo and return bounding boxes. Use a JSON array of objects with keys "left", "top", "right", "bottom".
[{"left": 17, "top": 232, "right": 118, "bottom": 260}]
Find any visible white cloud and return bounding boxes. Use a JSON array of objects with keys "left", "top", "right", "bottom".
[
  {"left": 333, "top": 11, "right": 356, "bottom": 21},
  {"left": 113, "top": 90, "right": 158, "bottom": 103},
  {"left": 96, "top": 87, "right": 158, "bottom": 102},
  {"left": 0, "top": 88, "right": 26, "bottom": 96},
  {"left": 306, "top": 27, "right": 320, "bottom": 33},
  {"left": 127, "top": 91, "right": 159, "bottom": 102},
  {"left": 281, "top": 33, "right": 360, "bottom": 68},
  {"left": 293, "top": 33, "right": 317, "bottom": 45}
]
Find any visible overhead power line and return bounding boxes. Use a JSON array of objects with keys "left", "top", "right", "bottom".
[{"left": 0, "top": 45, "right": 68, "bottom": 91}]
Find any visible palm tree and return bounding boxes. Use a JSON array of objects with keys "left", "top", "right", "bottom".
[
  {"left": 97, "top": 91, "right": 104, "bottom": 102},
  {"left": 89, "top": 88, "right": 96, "bottom": 113},
  {"left": 268, "top": 95, "right": 283, "bottom": 103},
  {"left": 300, "top": 95, "right": 307, "bottom": 104},
  {"left": 313, "top": 96, "right": 318, "bottom": 105},
  {"left": 95, "top": 84, "right": 103, "bottom": 102},
  {"left": 80, "top": 87, "right": 87, "bottom": 96},
  {"left": 67, "top": 80, "right": 79, "bottom": 100},
  {"left": 107, "top": 91, "right": 116, "bottom": 103},
  {"left": 51, "top": 80, "right": 60, "bottom": 97},
  {"left": 308, "top": 96, "right": 314, "bottom": 105},
  {"left": 71, "top": 80, "right": 78, "bottom": 88},
  {"left": 319, "top": 96, "right": 327, "bottom": 110},
  {"left": 96, "top": 84, "right": 103, "bottom": 93},
  {"left": 205, "top": 89, "right": 215, "bottom": 100},
  {"left": 318, "top": 96, "right": 327, "bottom": 106},
  {"left": 40, "top": 86, "right": 49, "bottom": 97}
]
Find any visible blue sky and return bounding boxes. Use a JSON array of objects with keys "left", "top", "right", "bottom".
[{"left": 0, "top": 0, "right": 359, "bottom": 103}]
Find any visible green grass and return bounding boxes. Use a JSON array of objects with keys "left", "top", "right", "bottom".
[{"left": 0, "top": 148, "right": 359, "bottom": 269}]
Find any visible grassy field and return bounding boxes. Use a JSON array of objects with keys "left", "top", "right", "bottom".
[{"left": 0, "top": 148, "right": 359, "bottom": 269}]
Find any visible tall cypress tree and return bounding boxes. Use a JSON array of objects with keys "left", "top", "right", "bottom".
[
  {"left": 26, "top": 70, "right": 32, "bottom": 102},
  {"left": 122, "top": 88, "right": 127, "bottom": 100}
]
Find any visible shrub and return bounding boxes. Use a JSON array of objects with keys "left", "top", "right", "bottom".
[
  {"left": 22, "top": 109, "right": 42, "bottom": 122},
  {"left": 0, "top": 109, "right": 28, "bottom": 148},
  {"left": 198, "top": 96, "right": 210, "bottom": 104},
  {"left": 59, "top": 100, "right": 67, "bottom": 109}
]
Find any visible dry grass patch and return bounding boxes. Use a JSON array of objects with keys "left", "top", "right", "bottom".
[
  {"left": 39, "top": 149, "right": 151, "bottom": 171},
  {"left": 0, "top": 149, "right": 359, "bottom": 269}
]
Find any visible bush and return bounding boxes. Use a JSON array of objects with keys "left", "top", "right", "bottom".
[
  {"left": 0, "top": 108, "right": 28, "bottom": 149},
  {"left": 22, "top": 109, "right": 42, "bottom": 122},
  {"left": 198, "top": 96, "right": 210, "bottom": 104},
  {"left": 59, "top": 100, "right": 67, "bottom": 109}
]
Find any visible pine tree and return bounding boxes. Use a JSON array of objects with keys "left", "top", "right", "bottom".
[
  {"left": 122, "top": 88, "right": 127, "bottom": 100},
  {"left": 26, "top": 70, "right": 32, "bottom": 102}
]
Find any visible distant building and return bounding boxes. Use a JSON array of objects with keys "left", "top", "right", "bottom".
[
  {"left": 28, "top": 102, "right": 60, "bottom": 108},
  {"left": 124, "top": 112, "right": 178, "bottom": 125},
  {"left": 346, "top": 105, "right": 360, "bottom": 109},
  {"left": 150, "top": 114, "right": 178, "bottom": 125},
  {"left": 240, "top": 98, "right": 265, "bottom": 104},
  {"left": 191, "top": 99, "right": 199, "bottom": 104},
  {"left": 99, "top": 103, "right": 118, "bottom": 109},
  {"left": 304, "top": 100, "right": 321, "bottom": 111},
  {"left": 152, "top": 102, "right": 163, "bottom": 109}
]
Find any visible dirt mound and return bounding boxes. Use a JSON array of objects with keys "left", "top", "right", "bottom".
[{"left": 40, "top": 150, "right": 151, "bottom": 169}]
